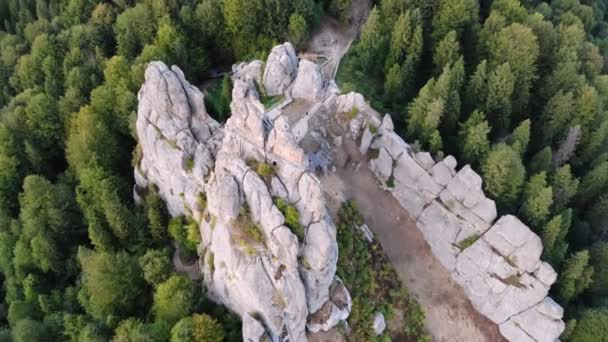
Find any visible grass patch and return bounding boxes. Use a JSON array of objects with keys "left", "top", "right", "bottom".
[
  {"left": 234, "top": 206, "right": 264, "bottom": 243},
  {"left": 336, "top": 201, "right": 430, "bottom": 341},
  {"left": 274, "top": 198, "right": 305, "bottom": 241},
  {"left": 346, "top": 106, "right": 360, "bottom": 120},
  {"left": 369, "top": 124, "right": 378, "bottom": 134},
  {"left": 247, "top": 159, "right": 275, "bottom": 180},
  {"left": 501, "top": 274, "right": 525, "bottom": 289},
  {"left": 254, "top": 80, "right": 283, "bottom": 109},
  {"left": 185, "top": 157, "right": 194, "bottom": 172},
  {"left": 457, "top": 234, "right": 480, "bottom": 250}
]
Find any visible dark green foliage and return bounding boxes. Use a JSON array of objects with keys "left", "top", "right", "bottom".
[
  {"left": 519, "top": 172, "right": 553, "bottom": 228},
  {"left": 566, "top": 309, "right": 608, "bottom": 342},
  {"left": 558, "top": 250, "right": 593, "bottom": 304},
  {"left": 336, "top": 201, "right": 429, "bottom": 341},
  {"left": 204, "top": 76, "right": 232, "bottom": 122}
]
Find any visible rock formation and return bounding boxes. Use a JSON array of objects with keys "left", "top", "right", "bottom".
[
  {"left": 134, "top": 42, "right": 565, "bottom": 342},
  {"left": 134, "top": 55, "right": 349, "bottom": 341},
  {"left": 356, "top": 109, "right": 565, "bottom": 342}
]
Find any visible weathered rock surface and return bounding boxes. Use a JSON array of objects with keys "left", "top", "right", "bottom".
[
  {"left": 134, "top": 49, "right": 346, "bottom": 341},
  {"left": 135, "top": 42, "right": 565, "bottom": 342},
  {"left": 291, "top": 59, "right": 324, "bottom": 101},
  {"left": 263, "top": 42, "right": 298, "bottom": 96},
  {"left": 349, "top": 93, "right": 565, "bottom": 342}
]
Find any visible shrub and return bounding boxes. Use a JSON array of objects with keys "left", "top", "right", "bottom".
[
  {"left": 275, "top": 198, "right": 304, "bottom": 241},
  {"left": 346, "top": 106, "right": 359, "bottom": 120},
  {"left": 256, "top": 162, "right": 274, "bottom": 178},
  {"left": 234, "top": 206, "right": 264, "bottom": 245},
  {"left": 335, "top": 201, "right": 429, "bottom": 341},
  {"left": 368, "top": 124, "right": 378, "bottom": 134},
  {"left": 184, "top": 158, "right": 194, "bottom": 172},
  {"left": 457, "top": 234, "right": 480, "bottom": 250}
]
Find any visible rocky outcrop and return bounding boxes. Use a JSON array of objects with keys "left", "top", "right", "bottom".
[
  {"left": 135, "top": 42, "right": 565, "bottom": 342},
  {"left": 134, "top": 52, "right": 348, "bottom": 340},
  {"left": 291, "top": 59, "right": 324, "bottom": 101},
  {"left": 263, "top": 42, "right": 298, "bottom": 96},
  {"left": 350, "top": 99, "right": 565, "bottom": 342}
]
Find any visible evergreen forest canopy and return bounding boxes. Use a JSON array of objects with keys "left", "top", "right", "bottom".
[
  {"left": 0, "top": 0, "right": 607, "bottom": 341},
  {"left": 0, "top": 0, "right": 335, "bottom": 340},
  {"left": 339, "top": 0, "right": 608, "bottom": 340}
]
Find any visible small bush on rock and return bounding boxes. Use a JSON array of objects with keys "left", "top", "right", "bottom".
[{"left": 275, "top": 198, "right": 304, "bottom": 241}]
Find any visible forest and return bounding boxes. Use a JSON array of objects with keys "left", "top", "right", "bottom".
[
  {"left": 0, "top": 0, "right": 607, "bottom": 341},
  {"left": 339, "top": 0, "right": 608, "bottom": 340},
  {"left": 0, "top": 0, "right": 338, "bottom": 340}
]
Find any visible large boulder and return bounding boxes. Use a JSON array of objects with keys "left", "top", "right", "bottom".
[
  {"left": 291, "top": 59, "right": 324, "bottom": 101},
  {"left": 263, "top": 42, "right": 298, "bottom": 96}
]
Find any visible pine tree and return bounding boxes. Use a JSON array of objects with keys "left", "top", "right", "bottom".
[
  {"left": 558, "top": 250, "right": 594, "bottom": 304},
  {"left": 542, "top": 213, "right": 569, "bottom": 268},
  {"left": 486, "top": 23, "right": 539, "bottom": 114},
  {"left": 541, "top": 91, "right": 574, "bottom": 146},
  {"left": 431, "top": 0, "right": 479, "bottom": 44},
  {"left": 481, "top": 143, "right": 526, "bottom": 209},
  {"left": 385, "top": 10, "right": 423, "bottom": 102},
  {"left": 507, "top": 119, "right": 530, "bottom": 156},
  {"left": 465, "top": 60, "right": 488, "bottom": 112},
  {"left": 519, "top": 172, "right": 553, "bottom": 228},
  {"left": 588, "top": 196, "right": 608, "bottom": 233},
  {"left": 458, "top": 110, "right": 491, "bottom": 166},
  {"left": 589, "top": 242, "right": 608, "bottom": 297},
  {"left": 486, "top": 62, "right": 515, "bottom": 134},
  {"left": 433, "top": 30, "right": 460, "bottom": 70},
  {"left": 528, "top": 147, "right": 553, "bottom": 175},
  {"left": 354, "top": 7, "right": 386, "bottom": 74},
  {"left": 576, "top": 160, "right": 608, "bottom": 206},
  {"left": 552, "top": 164, "right": 579, "bottom": 211}
]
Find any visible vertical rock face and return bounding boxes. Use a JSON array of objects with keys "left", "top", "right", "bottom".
[
  {"left": 291, "top": 59, "right": 325, "bottom": 101},
  {"left": 134, "top": 47, "right": 348, "bottom": 341},
  {"left": 263, "top": 42, "right": 298, "bottom": 96},
  {"left": 351, "top": 96, "right": 565, "bottom": 342},
  {"left": 135, "top": 42, "right": 565, "bottom": 342}
]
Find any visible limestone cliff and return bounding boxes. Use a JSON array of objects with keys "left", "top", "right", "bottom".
[{"left": 134, "top": 49, "right": 349, "bottom": 341}]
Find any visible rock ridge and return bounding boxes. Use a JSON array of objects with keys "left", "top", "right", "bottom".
[
  {"left": 134, "top": 43, "right": 565, "bottom": 342},
  {"left": 355, "top": 106, "right": 565, "bottom": 342}
]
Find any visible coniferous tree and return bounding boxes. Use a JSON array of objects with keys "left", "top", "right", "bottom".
[
  {"left": 519, "top": 172, "right": 553, "bottom": 228},
  {"left": 458, "top": 110, "right": 490, "bottom": 166},
  {"left": 551, "top": 165, "right": 579, "bottom": 211},
  {"left": 486, "top": 62, "right": 515, "bottom": 134},
  {"left": 558, "top": 250, "right": 594, "bottom": 304},
  {"left": 528, "top": 147, "right": 553, "bottom": 175},
  {"left": 507, "top": 119, "right": 530, "bottom": 156},
  {"left": 481, "top": 143, "right": 526, "bottom": 210}
]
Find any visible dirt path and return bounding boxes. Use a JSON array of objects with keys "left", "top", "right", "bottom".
[
  {"left": 303, "top": 0, "right": 372, "bottom": 80},
  {"left": 321, "top": 140, "right": 505, "bottom": 342}
]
